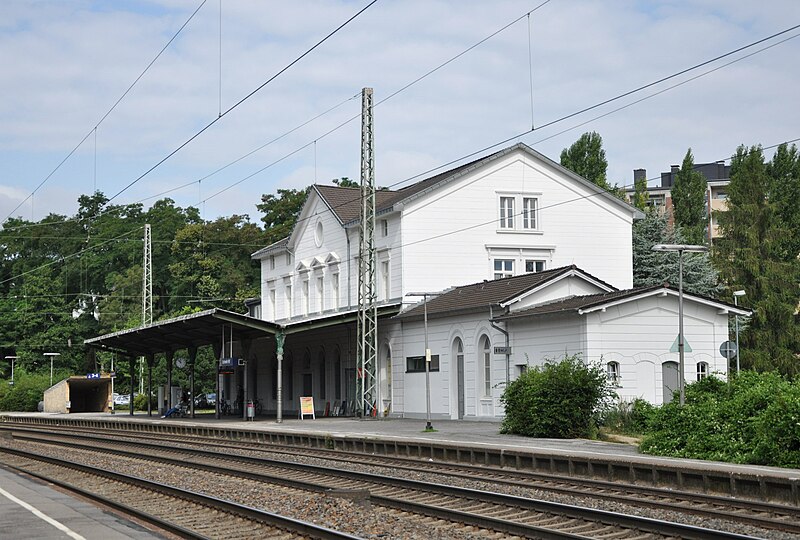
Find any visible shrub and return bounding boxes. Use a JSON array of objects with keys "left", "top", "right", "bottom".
[
  {"left": 602, "top": 398, "right": 656, "bottom": 435},
  {"left": 640, "top": 371, "right": 800, "bottom": 467},
  {"left": 0, "top": 370, "right": 53, "bottom": 412},
  {"left": 500, "top": 354, "right": 615, "bottom": 438}
]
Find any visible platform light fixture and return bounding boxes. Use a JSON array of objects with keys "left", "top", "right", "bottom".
[
  {"left": 651, "top": 244, "right": 708, "bottom": 405},
  {"left": 405, "top": 292, "right": 441, "bottom": 431},
  {"left": 733, "top": 290, "right": 746, "bottom": 375},
  {"left": 5, "top": 356, "right": 17, "bottom": 386},
  {"left": 44, "top": 352, "right": 61, "bottom": 387}
]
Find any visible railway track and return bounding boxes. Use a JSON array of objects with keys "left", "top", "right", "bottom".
[
  {"left": 1, "top": 428, "right": 766, "bottom": 539},
  {"left": 0, "top": 446, "right": 359, "bottom": 540},
  {"left": 3, "top": 422, "right": 798, "bottom": 536}
]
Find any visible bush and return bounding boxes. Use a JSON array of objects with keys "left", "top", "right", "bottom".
[
  {"left": 601, "top": 398, "right": 656, "bottom": 435},
  {"left": 133, "top": 393, "right": 156, "bottom": 411},
  {"left": 500, "top": 354, "right": 615, "bottom": 438},
  {"left": 640, "top": 371, "right": 800, "bottom": 467},
  {"left": 0, "top": 370, "right": 53, "bottom": 412}
]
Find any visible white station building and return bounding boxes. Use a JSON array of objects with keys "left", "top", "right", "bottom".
[{"left": 88, "top": 143, "right": 748, "bottom": 420}]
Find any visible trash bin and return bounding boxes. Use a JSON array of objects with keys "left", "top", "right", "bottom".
[{"left": 246, "top": 400, "right": 255, "bottom": 420}]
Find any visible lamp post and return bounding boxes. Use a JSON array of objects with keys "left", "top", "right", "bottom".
[
  {"left": 406, "top": 292, "right": 440, "bottom": 431},
  {"left": 652, "top": 244, "right": 708, "bottom": 406},
  {"left": 733, "top": 290, "right": 746, "bottom": 375},
  {"left": 44, "top": 352, "right": 60, "bottom": 387},
  {"left": 5, "top": 356, "right": 17, "bottom": 386}
]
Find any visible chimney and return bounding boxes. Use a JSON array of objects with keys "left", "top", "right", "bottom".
[
  {"left": 670, "top": 165, "right": 680, "bottom": 173},
  {"left": 633, "top": 169, "right": 646, "bottom": 183}
]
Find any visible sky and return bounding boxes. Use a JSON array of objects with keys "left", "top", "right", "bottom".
[{"left": 1, "top": 0, "right": 799, "bottom": 225}]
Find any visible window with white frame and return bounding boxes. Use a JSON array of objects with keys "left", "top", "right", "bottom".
[
  {"left": 302, "top": 280, "right": 310, "bottom": 315},
  {"left": 381, "top": 260, "right": 390, "bottom": 300},
  {"left": 606, "top": 361, "right": 621, "bottom": 385},
  {"left": 525, "top": 260, "right": 545, "bottom": 273},
  {"left": 285, "top": 252, "right": 291, "bottom": 266},
  {"left": 499, "top": 197, "right": 514, "bottom": 229},
  {"left": 380, "top": 219, "right": 388, "bottom": 237},
  {"left": 270, "top": 255, "right": 275, "bottom": 270},
  {"left": 317, "top": 276, "right": 324, "bottom": 312},
  {"left": 269, "top": 288, "right": 276, "bottom": 319},
  {"left": 481, "top": 335, "right": 491, "bottom": 397},
  {"left": 285, "top": 285, "right": 292, "bottom": 318},
  {"left": 522, "top": 197, "right": 538, "bottom": 229},
  {"left": 331, "top": 273, "right": 339, "bottom": 310},
  {"left": 696, "top": 361, "right": 709, "bottom": 381},
  {"left": 493, "top": 259, "right": 514, "bottom": 279}
]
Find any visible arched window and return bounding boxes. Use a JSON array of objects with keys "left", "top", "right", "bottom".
[
  {"left": 696, "top": 361, "right": 709, "bottom": 381},
  {"left": 606, "top": 361, "right": 621, "bottom": 385},
  {"left": 480, "top": 335, "right": 491, "bottom": 397}
]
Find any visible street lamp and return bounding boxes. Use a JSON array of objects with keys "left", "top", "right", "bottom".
[
  {"left": 652, "top": 244, "right": 708, "bottom": 406},
  {"left": 406, "top": 292, "right": 440, "bottom": 431},
  {"left": 4, "top": 356, "right": 17, "bottom": 386},
  {"left": 733, "top": 290, "right": 746, "bottom": 375},
  {"left": 44, "top": 352, "right": 61, "bottom": 387}
]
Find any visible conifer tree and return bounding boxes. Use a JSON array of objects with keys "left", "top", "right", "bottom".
[
  {"left": 671, "top": 148, "right": 708, "bottom": 244},
  {"left": 713, "top": 145, "right": 800, "bottom": 375}
]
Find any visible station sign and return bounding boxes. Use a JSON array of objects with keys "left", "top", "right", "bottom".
[
  {"left": 86, "top": 373, "right": 100, "bottom": 379},
  {"left": 218, "top": 357, "right": 238, "bottom": 374},
  {"left": 494, "top": 346, "right": 512, "bottom": 355}
]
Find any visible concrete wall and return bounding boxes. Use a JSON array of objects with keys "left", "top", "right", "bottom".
[{"left": 43, "top": 380, "right": 68, "bottom": 413}]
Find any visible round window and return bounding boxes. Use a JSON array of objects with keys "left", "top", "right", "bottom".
[{"left": 314, "top": 220, "right": 324, "bottom": 247}]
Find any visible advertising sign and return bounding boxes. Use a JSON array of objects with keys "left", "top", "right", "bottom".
[{"left": 299, "top": 396, "right": 315, "bottom": 420}]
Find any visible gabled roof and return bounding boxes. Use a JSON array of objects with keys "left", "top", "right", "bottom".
[
  {"left": 251, "top": 236, "right": 289, "bottom": 260},
  {"left": 396, "top": 265, "right": 609, "bottom": 320},
  {"left": 493, "top": 284, "right": 751, "bottom": 321},
  {"left": 311, "top": 142, "right": 643, "bottom": 227}
]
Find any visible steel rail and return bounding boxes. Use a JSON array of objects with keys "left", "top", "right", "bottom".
[
  {"left": 0, "top": 446, "right": 361, "bottom": 540},
  {"left": 5, "top": 429, "right": 762, "bottom": 540},
  {"left": 6, "top": 423, "right": 798, "bottom": 534}
]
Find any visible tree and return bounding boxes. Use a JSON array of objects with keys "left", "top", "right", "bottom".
[
  {"left": 332, "top": 177, "right": 358, "bottom": 188},
  {"left": 256, "top": 188, "right": 308, "bottom": 245},
  {"left": 633, "top": 212, "right": 720, "bottom": 297},
  {"left": 671, "top": 149, "right": 708, "bottom": 244},
  {"left": 767, "top": 143, "right": 800, "bottom": 258},
  {"left": 560, "top": 131, "right": 610, "bottom": 188},
  {"left": 713, "top": 145, "right": 800, "bottom": 375},
  {"left": 632, "top": 171, "right": 648, "bottom": 211}
]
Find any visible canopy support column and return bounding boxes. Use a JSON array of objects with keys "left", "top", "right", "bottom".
[
  {"left": 165, "top": 350, "right": 174, "bottom": 409},
  {"left": 146, "top": 354, "right": 154, "bottom": 417},
  {"left": 276, "top": 332, "right": 285, "bottom": 424},
  {"left": 188, "top": 346, "right": 197, "bottom": 419},
  {"left": 128, "top": 356, "right": 135, "bottom": 417},
  {"left": 212, "top": 341, "right": 222, "bottom": 420},
  {"left": 241, "top": 339, "right": 252, "bottom": 421}
]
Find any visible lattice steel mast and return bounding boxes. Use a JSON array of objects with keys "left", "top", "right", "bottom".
[
  {"left": 357, "top": 87, "right": 377, "bottom": 417},
  {"left": 141, "top": 223, "right": 153, "bottom": 394}
]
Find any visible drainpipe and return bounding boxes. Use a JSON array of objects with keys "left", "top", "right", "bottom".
[
  {"left": 489, "top": 305, "right": 510, "bottom": 387},
  {"left": 346, "top": 227, "right": 352, "bottom": 309}
]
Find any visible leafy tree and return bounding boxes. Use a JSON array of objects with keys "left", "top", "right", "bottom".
[
  {"left": 671, "top": 149, "right": 708, "bottom": 244},
  {"left": 713, "top": 145, "right": 800, "bottom": 375},
  {"left": 560, "top": 131, "right": 608, "bottom": 188},
  {"left": 633, "top": 212, "right": 720, "bottom": 297},
  {"left": 500, "top": 354, "right": 614, "bottom": 438},
  {"left": 767, "top": 143, "right": 800, "bottom": 258},
  {"left": 257, "top": 188, "right": 308, "bottom": 245},
  {"left": 332, "top": 177, "right": 358, "bottom": 188},
  {"left": 632, "top": 172, "right": 648, "bottom": 211}
]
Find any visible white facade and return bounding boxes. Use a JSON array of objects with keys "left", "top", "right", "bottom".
[{"left": 246, "top": 143, "right": 742, "bottom": 420}]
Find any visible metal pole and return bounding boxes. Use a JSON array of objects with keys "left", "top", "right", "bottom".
[
  {"left": 50, "top": 356, "right": 53, "bottom": 387},
  {"left": 276, "top": 332, "right": 285, "bottom": 424},
  {"left": 129, "top": 357, "right": 135, "bottom": 416},
  {"left": 147, "top": 356, "right": 153, "bottom": 417},
  {"left": 11, "top": 357, "right": 14, "bottom": 386},
  {"left": 424, "top": 295, "right": 432, "bottom": 431},
  {"left": 678, "top": 250, "right": 685, "bottom": 406},
  {"left": 734, "top": 296, "right": 741, "bottom": 375}
]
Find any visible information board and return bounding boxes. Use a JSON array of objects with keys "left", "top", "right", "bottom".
[{"left": 299, "top": 396, "right": 315, "bottom": 420}]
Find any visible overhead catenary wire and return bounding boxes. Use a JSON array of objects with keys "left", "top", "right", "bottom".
[
  {"left": 2, "top": 0, "right": 210, "bottom": 225},
  {"left": 107, "top": 0, "right": 379, "bottom": 203}
]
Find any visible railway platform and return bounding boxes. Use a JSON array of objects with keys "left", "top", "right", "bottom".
[
  {"left": 0, "top": 464, "right": 162, "bottom": 539},
  {"left": 3, "top": 411, "right": 800, "bottom": 505}
]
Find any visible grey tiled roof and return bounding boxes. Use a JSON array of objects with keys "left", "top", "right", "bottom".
[
  {"left": 494, "top": 286, "right": 664, "bottom": 320},
  {"left": 397, "top": 266, "right": 585, "bottom": 319},
  {"left": 251, "top": 236, "right": 289, "bottom": 259}
]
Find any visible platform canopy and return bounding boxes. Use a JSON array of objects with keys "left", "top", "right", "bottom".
[{"left": 84, "top": 308, "right": 281, "bottom": 357}]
